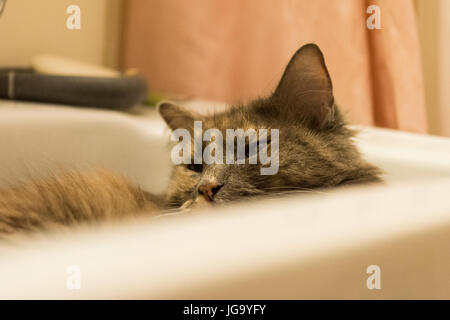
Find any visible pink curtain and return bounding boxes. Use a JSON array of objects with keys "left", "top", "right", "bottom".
[{"left": 122, "top": 0, "right": 427, "bottom": 133}]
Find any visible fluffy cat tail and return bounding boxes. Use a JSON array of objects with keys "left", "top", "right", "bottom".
[{"left": 0, "top": 169, "right": 162, "bottom": 236}]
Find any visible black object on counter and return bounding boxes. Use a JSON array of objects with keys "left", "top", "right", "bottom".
[{"left": 0, "top": 68, "right": 148, "bottom": 110}]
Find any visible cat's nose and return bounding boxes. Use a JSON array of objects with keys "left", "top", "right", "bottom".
[{"left": 197, "top": 179, "right": 223, "bottom": 201}]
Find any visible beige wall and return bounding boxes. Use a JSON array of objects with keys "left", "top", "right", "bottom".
[
  {"left": 1, "top": 0, "right": 449, "bottom": 137},
  {"left": 0, "top": 0, "right": 122, "bottom": 68},
  {"left": 440, "top": 0, "right": 450, "bottom": 137},
  {"left": 416, "top": 0, "right": 450, "bottom": 137}
]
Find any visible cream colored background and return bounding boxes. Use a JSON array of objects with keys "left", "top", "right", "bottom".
[
  {"left": 0, "top": 0, "right": 122, "bottom": 68},
  {"left": 439, "top": 0, "right": 450, "bottom": 137},
  {"left": 0, "top": 0, "right": 449, "bottom": 137},
  {"left": 416, "top": 0, "right": 450, "bottom": 137}
]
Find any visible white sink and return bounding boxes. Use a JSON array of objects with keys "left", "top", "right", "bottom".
[
  {"left": 0, "top": 99, "right": 449, "bottom": 299},
  {"left": 0, "top": 100, "right": 172, "bottom": 194}
]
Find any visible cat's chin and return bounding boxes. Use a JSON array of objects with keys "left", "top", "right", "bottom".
[{"left": 180, "top": 196, "right": 213, "bottom": 210}]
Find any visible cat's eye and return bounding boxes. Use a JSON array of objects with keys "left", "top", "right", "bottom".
[
  {"left": 245, "top": 144, "right": 256, "bottom": 158},
  {"left": 260, "top": 138, "right": 271, "bottom": 148},
  {"left": 186, "top": 163, "right": 203, "bottom": 173},
  {"left": 244, "top": 139, "right": 271, "bottom": 158}
]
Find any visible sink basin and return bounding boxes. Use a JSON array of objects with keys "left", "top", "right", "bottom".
[
  {"left": 0, "top": 99, "right": 449, "bottom": 299},
  {"left": 0, "top": 100, "right": 172, "bottom": 194}
]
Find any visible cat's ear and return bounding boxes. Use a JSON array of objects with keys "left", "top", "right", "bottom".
[
  {"left": 158, "top": 101, "right": 200, "bottom": 132},
  {"left": 272, "top": 43, "right": 335, "bottom": 129}
]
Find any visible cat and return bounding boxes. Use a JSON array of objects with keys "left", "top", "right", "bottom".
[{"left": 0, "top": 43, "right": 381, "bottom": 236}]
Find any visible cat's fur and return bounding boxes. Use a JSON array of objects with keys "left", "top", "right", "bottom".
[
  {"left": 0, "top": 170, "right": 166, "bottom": 235},
  {"left": 0, "top": 44, "right": 381, "bottom": 236}
]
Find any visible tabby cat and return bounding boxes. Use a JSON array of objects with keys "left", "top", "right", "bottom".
[{"left": 0, "top": 44, "right": 381, "bottom": 236}]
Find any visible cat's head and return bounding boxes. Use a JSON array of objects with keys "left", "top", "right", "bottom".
[{"left": 158, "top": 44, "right": 381, "bottom": 208}]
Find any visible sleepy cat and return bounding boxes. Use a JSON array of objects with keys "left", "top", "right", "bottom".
[{"left": 0, "top": 43, "right": 381, "bottom": 236}]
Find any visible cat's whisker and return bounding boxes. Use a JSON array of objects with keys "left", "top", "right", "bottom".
[
  {"left": 259, "top": 185, "right": 313, "bottom": 190},
  {"left": 259, "top": 186, "right": 327, "bottom": 195}
]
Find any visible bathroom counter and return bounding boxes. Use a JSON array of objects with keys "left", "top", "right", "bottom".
[{"left": 0, "top": 99, "right": 450, "bottom": 299}]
